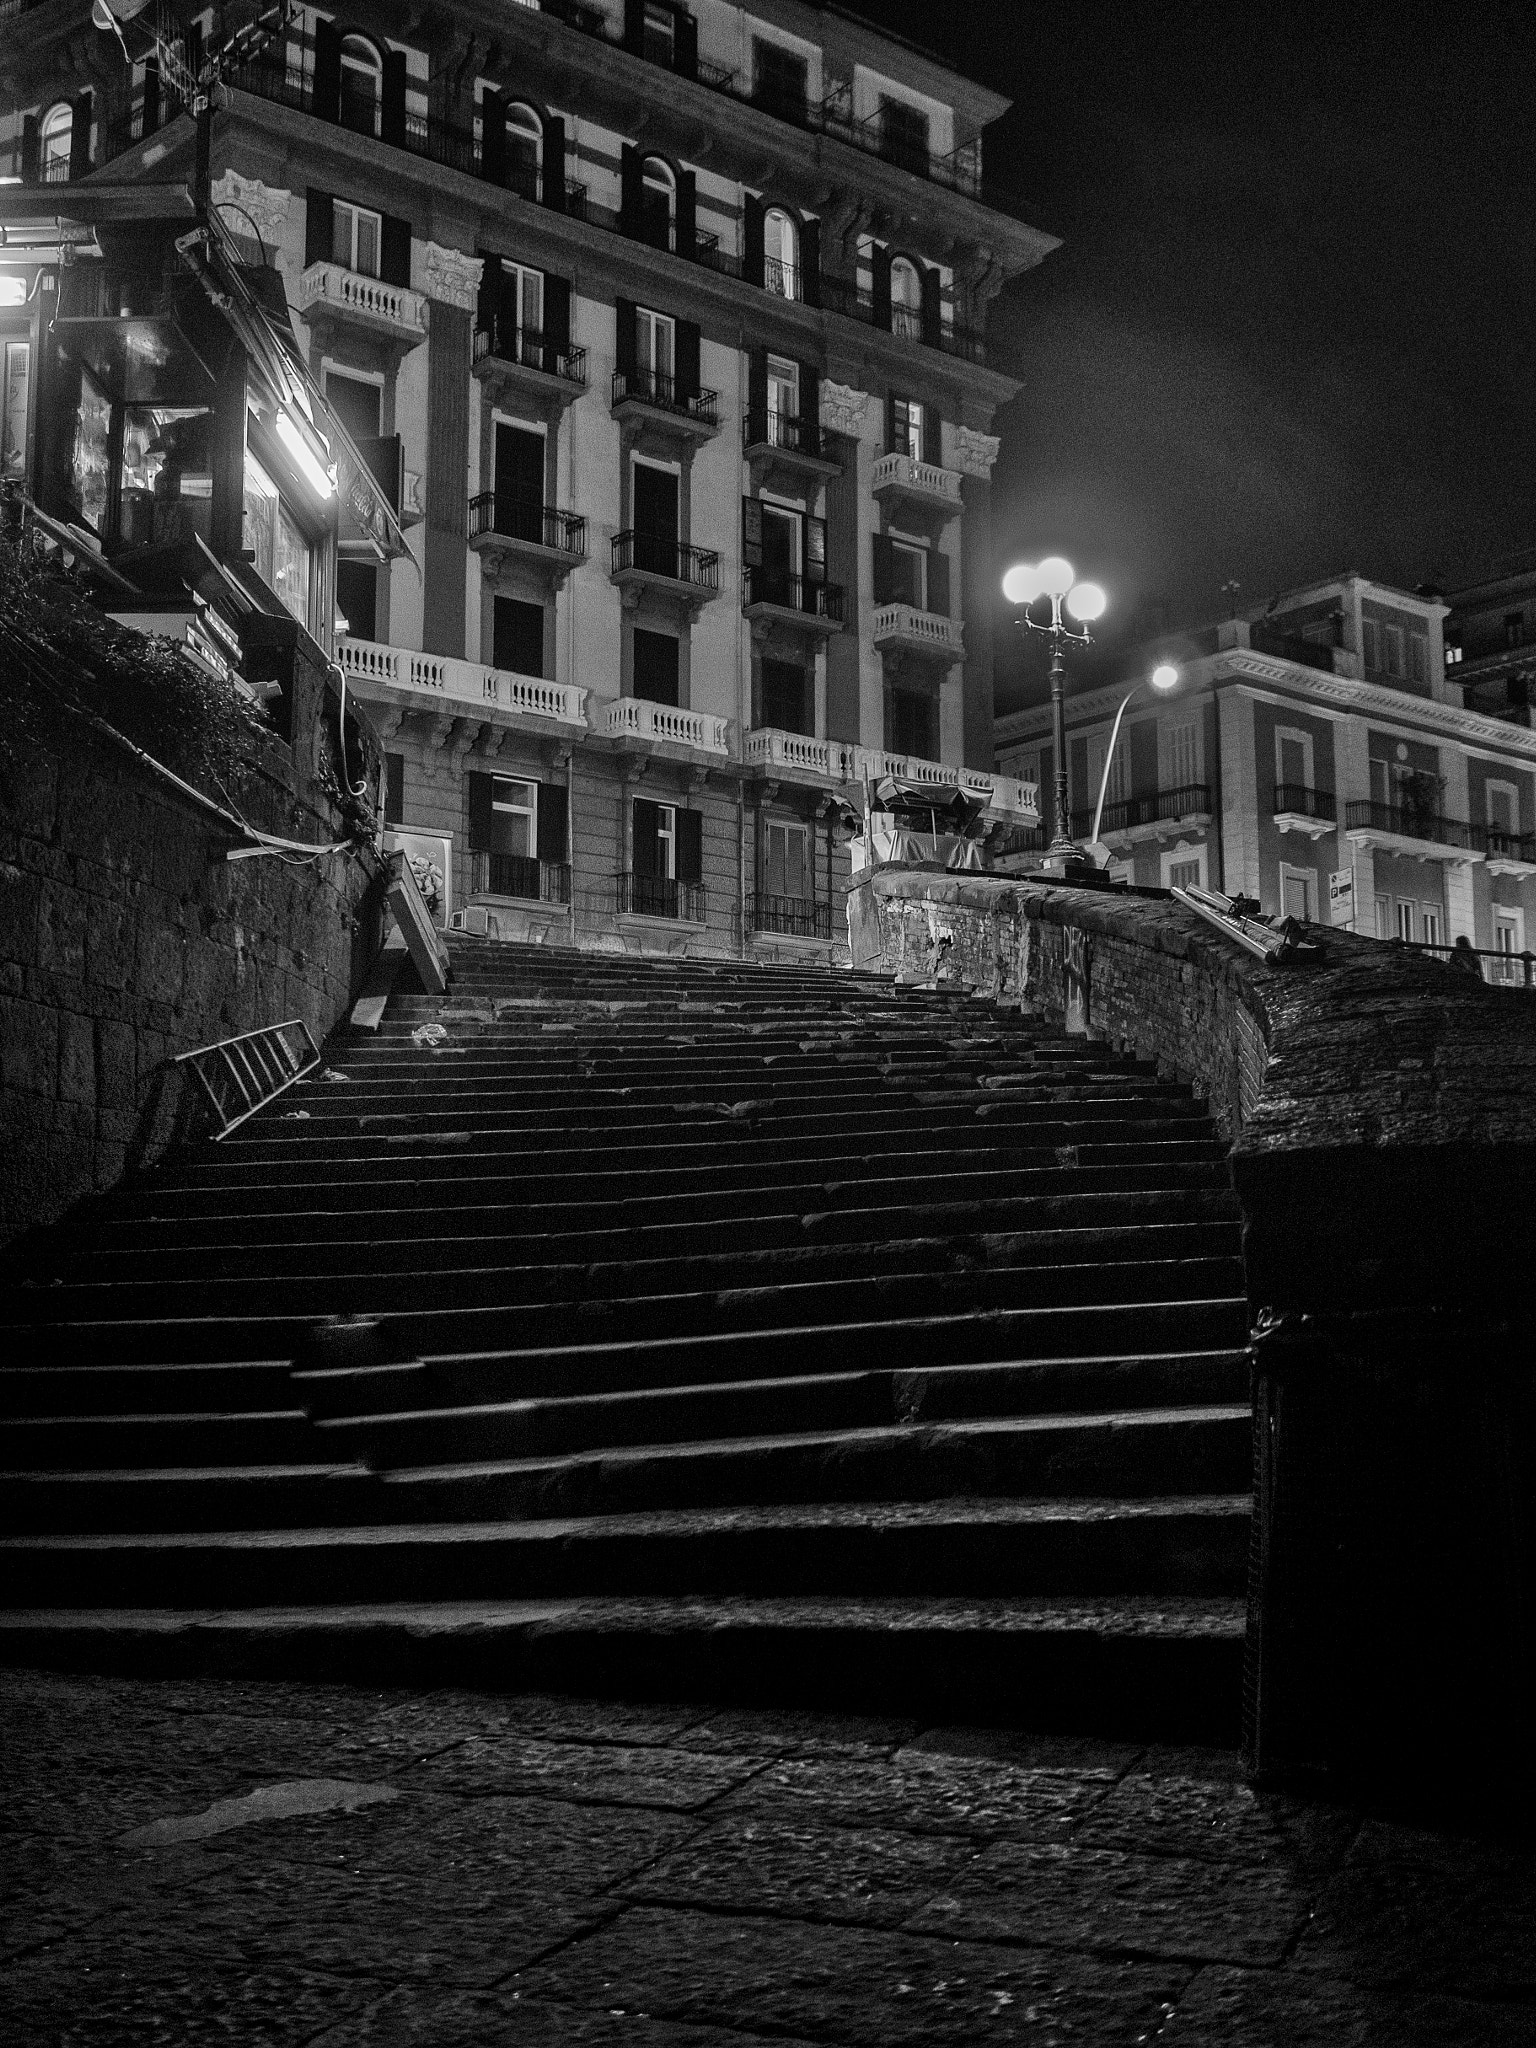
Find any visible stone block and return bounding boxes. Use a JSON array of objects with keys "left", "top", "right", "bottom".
[
  {"left": 94, "top": 1019, "right": 137, "bottom": 1110},
  {"left": 0, "top": 994, "right": 59, "bottom": 1098},
  {"left": 35, "top": 883, "right": 87, "bottom": 983},
  {"left": 0, "top": 744, "right": 58, "bottom": 840},
  {"left": 85, "top": 892, "right": 135, "bottom": 993},
  {"left": 136, "top": 917, "right": 188, "bottom": 1010},
  {"left": 0, "top": 856, "right": 40, "bottom": 971},
  {"left": 57, "top": 1009, "right": 95, "bottom": 1107}
]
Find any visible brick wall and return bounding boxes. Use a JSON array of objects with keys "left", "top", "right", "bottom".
[{"left": 0, "top": 660, "right": 384, "bottom": 1251}]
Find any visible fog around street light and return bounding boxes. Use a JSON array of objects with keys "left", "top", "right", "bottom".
[
  {"left": 1036, "top": 555, "right": 1075, "bottom": 597},
  {"left": 1066, "top": 581, "right": 1106, "bottom": 622},
  {"left": 1151, "top": 662, "right": 1180, "bottom": 691},
  {"left": 1002, "top": 564, "right": 1042, "bottom": 605}
]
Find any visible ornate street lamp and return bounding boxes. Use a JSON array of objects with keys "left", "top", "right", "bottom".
[
  {"left": 1085, "top": 661, "right": 1182, "bottom": 860},
  {"left": 1003, "top": 556, "right": 1107, "bottom": 869}
]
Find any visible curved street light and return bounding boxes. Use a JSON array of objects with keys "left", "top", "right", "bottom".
[
  {"left": 1003, "top": 557, "right": 1107, "bottom": 864},
  {"left": 1087, "top": 661, "right": 1182, "bottom": 857}
]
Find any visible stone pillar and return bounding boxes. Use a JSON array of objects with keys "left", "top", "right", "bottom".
[
  {"left": 955, "top": 427, "right": 1001, "bottom": 773},
  {"left": 416, "top": 243, "right": 481, "bottom": 659},
  {"left": 820, "top": 381, "right": 868, "bottom": 745},
  {"left": 1219, "top": 686, "right": 1260, "bottom": 897}
]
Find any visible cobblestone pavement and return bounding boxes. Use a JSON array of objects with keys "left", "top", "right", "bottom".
[{"left": 1, "top": 1668, "right": 1533, "bottom": 2045}]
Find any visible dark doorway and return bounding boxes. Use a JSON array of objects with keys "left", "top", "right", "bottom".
[
  {"left": 493, "top": 595, "right": 546, "bottom": 677},
  {"left": 336, "top": 558, "right": 377, "bottom": 642},
  {"left": 760, "top": 658, "right": 810, "bottom": 735},
  {"left": 633, "top": 628, "right": 679, "bottom": 706},
  {"left": 494, "top": 422, "right": 546, "bottom": 542},
  {"left": 632, "top": 462, "right": 679, "bottom": 577}
]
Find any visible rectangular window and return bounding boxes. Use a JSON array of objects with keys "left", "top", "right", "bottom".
[
  {"left": 891, "top": 395, "right": 924, "bottom": 463},
  {"left": 70, "top": 367, "right": 111, "bottom": 534},
  {"left": 633, "top": 626, "right": 679, "bottom": 706},
  {"left": 324, "top": 369, "right": 382, "bottom": 443},
  {"left": 1161, "top": 844, "right": 1209, "bottom": 891},
  {"left": 504, "top": 259, "right": 543, "bottom": 338},
  {"left": 1087, "top": 729, "right": 1128, "bottom": 810},
  {"left": 1408, "top": 631, "right": 1428, "bottom": 686},
  {"left": 753, "top": 39, "right": 808, "bottom": 116},
  {"left": 1362, "top": 619, "right": 1380, "bottom": 670},
  {"left": 490, "top": 776, "right": 538, "bottom": 857},
  {"left": 642, "top": 1, "right": 675, "bottom": 66},
  {"left": 1, "top": 341, "right": 30, "bottom": 481},
  {"left": 1279, "top": 865, "right": 1316, "bottom": 921},
  {"left": 889, "top": 685, "right": 934, "bottom": 759},
  {"left": 1420, "top": 906, "right": 1441, "bottom": 947},
  {"left": 1506, "top": 612, "right": 1525, "bottom": 650},
  {"left": 1374, "top": 894, "right": 1390, "bottom": 940},
  {"left": 1396, "top": 900, "right": 1416, "bottom": 942},
  {"left": 767, "top": 354, "right": 799, "bottom": 435},
  {"left": 635, "top": 306, "right": 674, "bottom": 389},
  {"left": 888, "top": 536, "right": 927, "bottom": 610},
  {"left": 1446, "top": 642, "right": 1463, "bottom": 665},
  {"left": 336, "top": 558, "right": 377, "bottom": 641},
  {"left": 332, "top": 199, "right": 382, "bottom": 277},
  {"left": 1369, "top": 757, "right": 1392, "bottom": 809},
  {"left": 765, "top": 819, "right": 810, "bottom": 899},
  {"left": 492, "top": 595, "right": 545, "bottom": 677},
  {"left": 384, "top": 751, "right": 404, "bottom": 826},
  {"left": 1492, "top": 911, "right": 1524, "bottom": 985},
  {"left": 1168, "top": 857, "right": 1203, "bottom": 892},
  {"left": 655, "top": 801, "right": 676, "bottom": 878},
  {"left": 1166, "top": 720, "right": 1199, "bottom": 792},
  {"left": 1383, "top": 624, "right": 1405, "bottom": 677},
  {"left": 878, "top": 94, "right": 930, "bottom": 174},
  {"left": 760, "top": 658, "right": 809, "bottom": 735},
  {"left": 1486, "top": 782, "right": 1518, "bottom": 835},
  {"left": 242, "top": 451, "right": 311, "bottom": 628}
]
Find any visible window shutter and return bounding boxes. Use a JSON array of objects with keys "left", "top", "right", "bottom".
[
  {"left": 476, "top": 251, "right": 500, "bottom": 332},
  {"left": 677, "top": 808, "right": 703, "bottom": 885},
  {"left": 305, "top": 189, "right": 334, "bottom": 267},
  {"left": 675, "top": 10, "right": 698, "bottom": 77},
  {"left": 544, "top": 273, "right": 571, "bottom": 353},
  {"left": 543, "top": 113, "right": 567, "bottom": 212},
  {"left": 747, "top": 349, "right": 768, "bottom": 439},
  {"left": 537, "top": 779, "right": 568, "bottom": 862},
  {"left": 620, "top": 143, "right": 641, "bottom": 235},
  {"left": 69, "top": 91, "right": 92, "bottom": 179},
  {"left": 623, "top": 0, "right": 645, "bottom": 53},
  {"left": 380, "top": 213, "right": 412, "bottom": 288},
  {"left": 676, "top": 167, "right": 697, "bottom": 259},
  {"left": 742, "top": 495, "right": 763, "bottom": 569},
  {"left": 920, "top": 262, "right": 942, "bottom": 347},
  {"left": 871, "top": 246, "right": 892, "bottom": 330},
  {"left": 743, "top": 195, "right": 765, "bottom": 288},
  {"left": 885, "top": 390, "right": 898, "bottom": 453},
  {"left": 798, "top": 360, "right": 819, "bottom": 445},
  {"left": 800, "top": 214, "right": 820, "bottom": 306},
  {"left": 676, "top": 319, "right": 701, "bottom": 401},
  {"left": 480, "top": 89, "right": 505, "bottom": 184},
  {"left": 381, "top": 50, "right": 406, "bottom": 148},
  {"left": 19, "top": 115, "right": 37, "bottom": 184},
  {"left": 312, "top": 17, "right": 342, "bottom": 123},
  {"left": 632, "top": 797, "right": 660, "bottom": 876},
  {"left": 926, "top": 399, "right": 944, "bottom": 466},
  {"left": 872, "top": 532, "right": 895, "bottom": 606},
  {"left": 614, "top": 297, "right": 637, "bottom": 377},
  {"left": 142, "top": 58, "right": 161, "bottom": 138},
  {"left": 467, "top": 771, "right": 494, "bottom": 852},
  {"left": 384, "top": 752, "right": 404, "bottom": 826},
  {"left": 928, "top": 547, "right": 951, "bottom": 617},
  {"left": 806, "top": 514, "right": 826, "bottom": 585}
]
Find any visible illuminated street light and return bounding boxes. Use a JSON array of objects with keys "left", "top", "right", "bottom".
[
  {"left": 1003, "top": 555, "right": 1108, "bottom": 865},
  {"left": 1087, "top": 662, "right": 1183, "bottom": 857}
]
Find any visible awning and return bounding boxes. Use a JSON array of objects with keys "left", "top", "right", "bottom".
[{"left": 871, "top": 776, "right": 986, "bottom": 832}]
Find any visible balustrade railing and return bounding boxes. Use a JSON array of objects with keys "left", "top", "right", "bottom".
[
  {"left": 336, "top": 636, "right": 587, "bottom": 727},
  {"left": 604, "top": 697, "right": 730, "bottom": 754},
  {"left": 871, "top": 451, "right": 963, "bottom": 502}
]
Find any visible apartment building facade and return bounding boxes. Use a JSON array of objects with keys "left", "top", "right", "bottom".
[
  {"left": 2, "top": 0, "right": 1047, "bottom": 959},
  {"left": 996, "top": 572, "right": 1536, "bottom": 981}
]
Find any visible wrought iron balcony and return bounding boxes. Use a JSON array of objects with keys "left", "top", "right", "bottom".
[
  {"left": 473, "top": 323, "right": 586, "bottom": 388},
  {"left": 743, "top": 410, "right": 824, "bottom": 461},
  {"left": 468, "top": 494, "right": 586, "bottom": 560},
  {"left": 1071, "top": 783, "right": 1214, "bottom": 840},
  {"left": 611, "top": 532, "right": 719, "bottom": 590},
  {"left": 478, "top": 853, "right": 571, "bottom": 904},
  {"left": 611, "top": 369, "right": 720, "bottom": 428},
  {"left": 1273, "top": 784, "right": 1337, "bottom": 821},
  {"left": 750, "top": 893, "right": 832, "bottom": 939},
  {"left": 743, "top": 570, "right": 845, "bottom": 627},
  {"left": 1345, "top": 800, "right": 1480, "bottom": 854},
  {"left": 615, "top": 872, "right": 705, "bottom": 922}
]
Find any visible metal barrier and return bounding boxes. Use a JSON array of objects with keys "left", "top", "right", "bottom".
[{"left": 173, "top": 1019, "right": 321, "bottom": 1138}]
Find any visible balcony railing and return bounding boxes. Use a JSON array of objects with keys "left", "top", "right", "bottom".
[
  {"left": 1345, "top": 800, "right": 1480, "bottom": 853},
  {"left": 612, "top": 532, "right": 719, "bottom": 588},
  {"left": 611, "top": 368, "right": 720, "bottom": 424},
  {"left": 743, "top": 570, "right": 845, "bottom": 623},
  {"left": 763, "top": 256, "right": 802, "bottom": 301},
  {"left": 336, "top": 635, "right": 587, "bottom": 728},
  {"left": 744, "top": 410, "right": 824, "bottom": 460},
  {"left": 615, "top": 872, "right": 706, "bottom": 922},
  {"left": 871, "top": 451, "right": 964, "bottom": 506},
  {"left": 1480, "top": 825, "right": 1536, "bottom": 865},
  {"left": 297, "top": 263, "right": 428, "bottom": 337},
  {"left": 817, "top": 275, "right": 987, "bottom": 364},
  {"left": 871, "top": 604, "right": 965, "bottom": 659},
  {"left": 1273, "top": 784, "right": 1337, "bottom": 821},
  {"left": 741, "top": 730, "right": 1037, "bottom": 819},
  {"left": 469, "top": 494, "right": 586, "bottom": 556},
  {"left": 1071, "top": 783, "right": 1213, "bottom": 839},
  {"left": 479, "top": 853, "right": 571, "bottom": 904},
  {"left": 751, "top": 893, "right": 832, "bottom": 939},
  {"left": 604, "top": 697, "right": 730, "bottom": 755},
  {"left": 473, "top": 323, "right": 587, "bottom": 386}
]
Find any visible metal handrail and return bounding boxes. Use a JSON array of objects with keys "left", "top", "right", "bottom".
[{"left": 173, "top": 1019, "right": 320, "bottom": 1139}]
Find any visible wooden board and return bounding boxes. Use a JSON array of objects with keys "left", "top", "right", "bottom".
[{"left": 384, "top": 852, "right": 450, "bottom": 996}]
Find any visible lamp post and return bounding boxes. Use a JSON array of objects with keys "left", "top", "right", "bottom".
[
  {"left": 1003, "top": 556, "right": 1106, "bottom": 868},
  {"left": 1085, "top": 661, "right": 1182, "bottom": 859}
]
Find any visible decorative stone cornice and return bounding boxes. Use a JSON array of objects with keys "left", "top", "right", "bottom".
[
  {"left": 819, "top": 381, "right": 869, "bottom": 436},
  {"left": 210, "top": 172, "right": 291, "bottom": 253},
  {"left": 417, "top": 241, "right": 483, "bottom": 311},
  {"left": 952, "top": 426, "right": 1000, "bottom": 479}
]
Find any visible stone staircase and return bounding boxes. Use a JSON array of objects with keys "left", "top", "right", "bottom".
[{"left": 0, "top": 941, "right": 1253, "bottom": 1739}]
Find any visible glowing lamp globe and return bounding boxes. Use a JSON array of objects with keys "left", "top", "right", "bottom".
[
  {"left": 1002, "top": 563, "right": 1042, "bottom": 606},
  {"left": 1066, "top": 581, "right": 1106, "bottom": 623},
  {"left": 1151, "top": 662, "right": 1180, "bottom": 692},
  {"left": 1036, "top": 555, "right": 1075, "bottom": 598}
]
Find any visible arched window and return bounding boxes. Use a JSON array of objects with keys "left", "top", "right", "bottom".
[
  {"left": 764, "top": 208, "right": 799, "bottom": 301},
  {"left": 640, "top": 156, "right": 675, "bottom": 252},
  {"left": 506, "top": 103, "right": 543, "bottom": 202},
  {"left": 338, "top": 36, "right": 382, "bottom": 137},
  {"left": 890, "top": 256, "right": 922, "bottom": 338},
  {"left": 40, "top": 103, "right": 72, "bottom": 182}
]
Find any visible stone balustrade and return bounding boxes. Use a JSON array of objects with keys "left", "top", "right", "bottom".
[
  {"left": 603, "top": 696, "right": 730, "bottom": 755},
  {"left": 297, "top": 263, "right": 428, "bottom": 339},
  {"left": 336, "top": 637, "right": 587, "bottom": 728}
]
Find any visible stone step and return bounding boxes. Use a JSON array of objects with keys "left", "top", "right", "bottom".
[
  {"left": 0, "top": 1408, "right": 324, "bottom": 1471},
  {"left": 0, "top": 1593, "right": 1245, "bottom": 1743},
  {"left": 0, "top": 1494, "right": 1253, "bottom": 1608},
  {"left": 0, "top": 1406, "right": 1251, "bottom": 1532}
]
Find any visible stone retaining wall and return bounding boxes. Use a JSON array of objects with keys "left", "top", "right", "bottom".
[{"left": 0, "top": 644, "right": 385, "bottom": 1250}]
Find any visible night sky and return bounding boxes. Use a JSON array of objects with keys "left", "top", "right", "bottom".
[{"left": 863, "top": 0, "right": 1536, "bottom": 710}]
